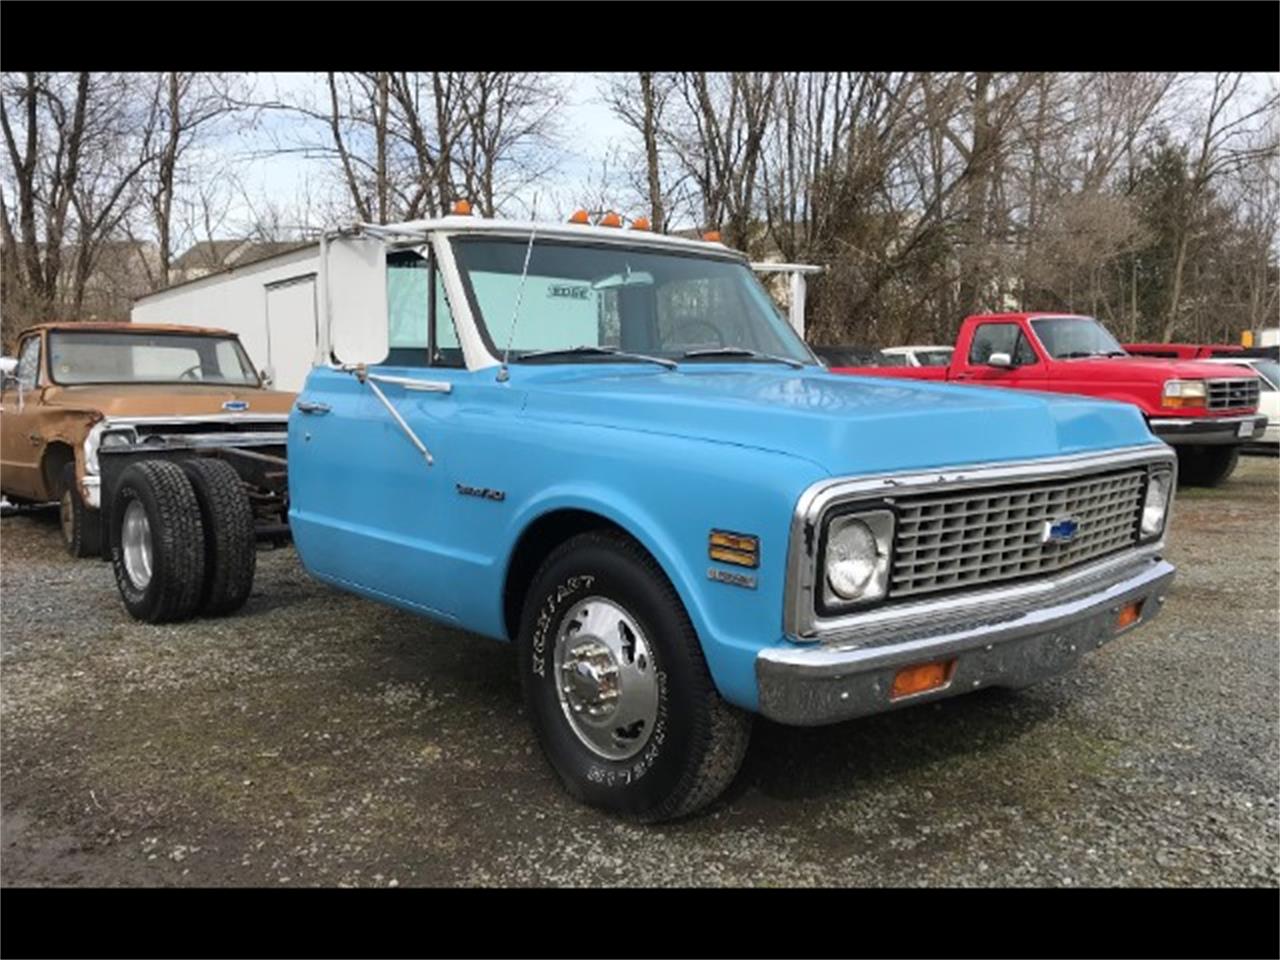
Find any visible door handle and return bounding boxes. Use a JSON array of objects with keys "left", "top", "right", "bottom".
[{"left": 295, "top": 401, "right": 331, "bottom": 415}]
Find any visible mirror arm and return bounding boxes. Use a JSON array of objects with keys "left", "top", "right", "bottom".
[{"left": 340, "top": 364, "right": 446, "bottom": 465}]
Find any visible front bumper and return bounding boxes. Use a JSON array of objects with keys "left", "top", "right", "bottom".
[
  {"left": 1148, "top": 414, "right": 1267, "bottom": 445},
  {"left": 756, "top": 555, "right": 1175, "bottom": 725}
]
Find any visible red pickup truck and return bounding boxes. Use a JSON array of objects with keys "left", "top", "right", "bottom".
[{"left": 830, "top": 312, "right": 1267, "bottom": 486}]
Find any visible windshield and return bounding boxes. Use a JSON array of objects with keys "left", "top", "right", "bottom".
[
  {"left": 1249, "top": 359, "right": 1279, "bottom": 390},
  {"left": 47, "top": 331, "right": 260, "bottom": 386},
  {"left": 450, "top": 237, "right": 815, "bottom": 365},
  {"left": 1029, "top": 316, "right": 1126, "bottom": 359}
]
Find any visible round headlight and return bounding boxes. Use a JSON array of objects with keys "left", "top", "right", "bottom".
[{"left": 826, "top": 518, "right": 880, "bottom": 599}]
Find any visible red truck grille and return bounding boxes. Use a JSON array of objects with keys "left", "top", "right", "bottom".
[
  {"left": 1206, "top": 378, "right": 1259, "bottom": 410},
  {"left": 889, "top": 469, "right": 1146, "bottom": 600}
]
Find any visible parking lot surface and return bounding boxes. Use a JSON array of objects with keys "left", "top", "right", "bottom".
[{"left": 2, "top": 458, "right": 1277, "bottom": 887}]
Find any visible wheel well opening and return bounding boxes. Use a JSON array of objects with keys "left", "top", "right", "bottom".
[
  {"left": 502, "top": 509, "right": 629, "bottom": 641},
  {"left": 41, "top": 442, "right": 75, "bottom": 494}
]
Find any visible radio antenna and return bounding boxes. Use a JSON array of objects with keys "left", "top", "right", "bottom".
[{"left": 496, "top": 195, "right": 539, "bottom": 383}]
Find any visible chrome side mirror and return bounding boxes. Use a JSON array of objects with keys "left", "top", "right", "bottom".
[
  {"left": 987, "top": 351, "right": 1014, "bottom": 369},
  {"left": 259, "top": 369, "right": 274, "bottom": 388},
  {"left": 0, "top": 356, "right": 17, "bottom": 380}
]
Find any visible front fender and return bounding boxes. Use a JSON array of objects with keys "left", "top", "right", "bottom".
[{"left": 485, "top": 439, "right": 826, "bottom": 712}]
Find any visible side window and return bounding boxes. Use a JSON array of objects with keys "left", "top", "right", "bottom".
[
  {"left": 1013, "top": 333, "right": 1038, "bottom": 366},
  {"left": 385, "top": 252, "right": 463, "bottom": 368},
  {"left": 16, "top": 335, "right": 41, "bottom": 389},
  {"left": 969, "top": 324, "right": 1037, "bottom": 366}
]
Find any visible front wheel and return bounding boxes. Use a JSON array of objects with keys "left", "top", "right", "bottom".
[
  {"left": 517, "top": 531, "right": 752, "bottom": 821},
  {"left": 1176, "top": 445, "right": 1240, "bottom": 487},
  {"left": 59, "top": 461, "right": 101, "bottom": 558}
]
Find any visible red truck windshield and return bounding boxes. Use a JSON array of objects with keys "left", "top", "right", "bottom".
[{"left": 1029, "top": 317, "right": 1127, "bottom": 360}]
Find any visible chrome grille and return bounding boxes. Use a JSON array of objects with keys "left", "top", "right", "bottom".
[
  {"left": 1206, "top": 378, "right": 1259, "bottom": 410},
  {"left": 889, "top": 470, "right": 1146, "bottom": 599}
]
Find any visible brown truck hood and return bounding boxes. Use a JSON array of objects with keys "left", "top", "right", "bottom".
[{"left": 40, "top": 383, "right": 296, "bottom": 419}]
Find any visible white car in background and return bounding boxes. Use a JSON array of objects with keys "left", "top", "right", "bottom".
[
  {"left": 1202, "top": 356, "right": 1279, "bottom": 452},
  {"left": 881, "top": 345, "right": 954, "bottom": 367}
]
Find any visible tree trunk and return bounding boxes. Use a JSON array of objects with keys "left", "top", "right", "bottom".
[{"left": 639, "top": 73, "right": 665, "bottom": 230}]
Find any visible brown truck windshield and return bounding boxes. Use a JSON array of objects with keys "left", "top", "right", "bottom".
[{"left": 47, "top": 331, "right": 260, "bottom": 386}]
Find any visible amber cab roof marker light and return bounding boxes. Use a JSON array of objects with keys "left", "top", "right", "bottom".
[
  {"left": 631, "top": 216, "right": 652, "bottom": 231},
  {"left": 451, "top": 199, "right": 474, "bottom": 216},
  {"left": 702, "top": 230, "right": 722, "bottom": 243},
  {"left": 568, "top": 209, "right": 591, "bottom": 225},
  {"left": 599, "top": 211, "right": 623, "bottom": 228}
]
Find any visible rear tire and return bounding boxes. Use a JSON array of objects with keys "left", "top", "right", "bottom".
[
  {"left": 59, "top": 462, "right": 101, "bottom": 558},
  {"left": 517, "top": 530, "right": 752, "bottom": 821},
  {"left": 110, "top": 460, "right": 206, "bottom": 623},
  {"left": 180, "top": 457, "right": 256, "bottom": 616},
  {"left": 1176, "top": 445, "right": 1239, "bottom": 487}
]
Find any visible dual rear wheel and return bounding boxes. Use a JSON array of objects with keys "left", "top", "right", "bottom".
[{"left": 110, "top": 458, "right": 255, "bottom": 623}]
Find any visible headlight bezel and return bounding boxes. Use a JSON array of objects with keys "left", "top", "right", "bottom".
[
  {"left": 1140, "top": 465, "right": 1174, "bottom": 541},
  {"left": 83, "top": 424, "right": 138, "bottom": 474},
  {"left": 1161, "top": 378, "right": 1207, "bottom": 408},
  {"left": 818, "top": 506, "right": 895, "bottom": 614}
]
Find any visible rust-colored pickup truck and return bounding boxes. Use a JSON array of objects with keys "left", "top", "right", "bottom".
[{"left": 0, "top": 322, "right": 295, "bottom": 555}]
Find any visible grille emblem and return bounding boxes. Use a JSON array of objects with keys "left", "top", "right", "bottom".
[
  {"left": 223, "top": 400, "right": 249, "bottom": 411},
  {"left": 1043, "top": 517, "right": 1079, "bottom": 544}
]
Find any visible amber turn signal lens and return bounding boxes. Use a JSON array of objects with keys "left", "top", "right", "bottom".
[
  {"left": 890, "top": 660, "right": 955, "bottom": 699},
  {"left": 708, "top": 530, "right": 759, "bottom": 568},
  {"left": 568, "top": 209, "right": 590, "bottom": 224},
  {"left": 1116, "top": 601, "right": 1143, "bottom": 630},
  {"left": 451, "top": 199, "right": 473, "bottom": 216}
]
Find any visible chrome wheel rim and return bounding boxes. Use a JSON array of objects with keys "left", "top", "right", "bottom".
[
  {"left": 553, "top": 596, "right": 659, "bottom": 761},
  {"left": 59, "top": 489, "right": 74, "bottom": 544},
  {"left": 121, "top": 500, "right": 153, "bottom": 590}
]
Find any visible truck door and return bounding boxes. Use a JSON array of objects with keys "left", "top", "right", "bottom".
[
  {"left": 288, "top": 248, "right": 468, "bottom": 620},
  {"left": 0, "top": 334, "right": 47, "bottom": 499},
  {"left": 953, "top": 320, "right": 1048, "bottom": 389},
  {"left": 264, "top": 275, "right": 318, "bottom": 392}
]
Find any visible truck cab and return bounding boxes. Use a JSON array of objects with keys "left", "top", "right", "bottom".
[{"left": 100, "top": 216, "right": 1179, "bottom": 820}]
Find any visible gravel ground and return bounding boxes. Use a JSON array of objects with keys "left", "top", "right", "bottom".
[{"left": 2, "top": 457, "right": 1277, "bottom": 887}]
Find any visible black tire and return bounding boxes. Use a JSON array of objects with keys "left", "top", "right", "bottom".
[
  {"left": 59, "top": 461, "right": 101, "bottom": 558},
  {"left": 1176, "top": 445, "right": 1240, "bottom": 487},
  {"left": 109, "top": 460, "right": 206, "bottom": 624},
  {"left": 517, "top": 530, "right": 752, "bottom": 822},
  {"left": 180, "top": 457, "right": 256, "bottom": 617}
]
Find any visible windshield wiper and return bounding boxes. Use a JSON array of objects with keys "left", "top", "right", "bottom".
[
  {"left": 516, "top": 345, "right": 677, "bottom": 370},
  {"left": 680, "top": 347, "right": 805, "bottom": 369}
]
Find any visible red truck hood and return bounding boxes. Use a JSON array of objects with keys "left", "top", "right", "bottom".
[{"left": 1060, "top": 356, "right": 1255, "bottom": 381}]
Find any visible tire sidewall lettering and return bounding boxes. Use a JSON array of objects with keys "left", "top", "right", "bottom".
[{"left": 530, "top": 573, "right": 595, "bottom": 677}]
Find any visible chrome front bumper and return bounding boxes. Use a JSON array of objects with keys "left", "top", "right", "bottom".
[
  {"left": 756, "top": 555, "right": 1175, "bottom": 726},
  {"left": 1148, "top": 414, "right": 1267, "bottom": 445}
]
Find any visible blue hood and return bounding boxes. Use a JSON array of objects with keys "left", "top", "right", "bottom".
[{"left": 514, "top": 365, "right": 1156, "bottom": 476}]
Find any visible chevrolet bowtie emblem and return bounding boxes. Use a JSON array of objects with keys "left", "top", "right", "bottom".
[{"left": 1043, "top": 517, "right": 1079, "bottom": 544}]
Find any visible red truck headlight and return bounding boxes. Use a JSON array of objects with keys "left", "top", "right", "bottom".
[{"left": 1161, "top": 379, "right": 1206, "bottom": 408}]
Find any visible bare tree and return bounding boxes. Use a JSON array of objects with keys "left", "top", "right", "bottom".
[
  {"left": 1162, "top": 73, "right": 1279, "bottom": 340},
  {"left": 1, "top": 72, "right": 156, "bottom": 331},
  {"left": 664, "top": 72, "right": 777, "bottom": 250}
]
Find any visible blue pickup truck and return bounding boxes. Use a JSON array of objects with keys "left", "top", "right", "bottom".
[{"left": 99, "top": 213, "right": 1177, "bottom": 820}]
